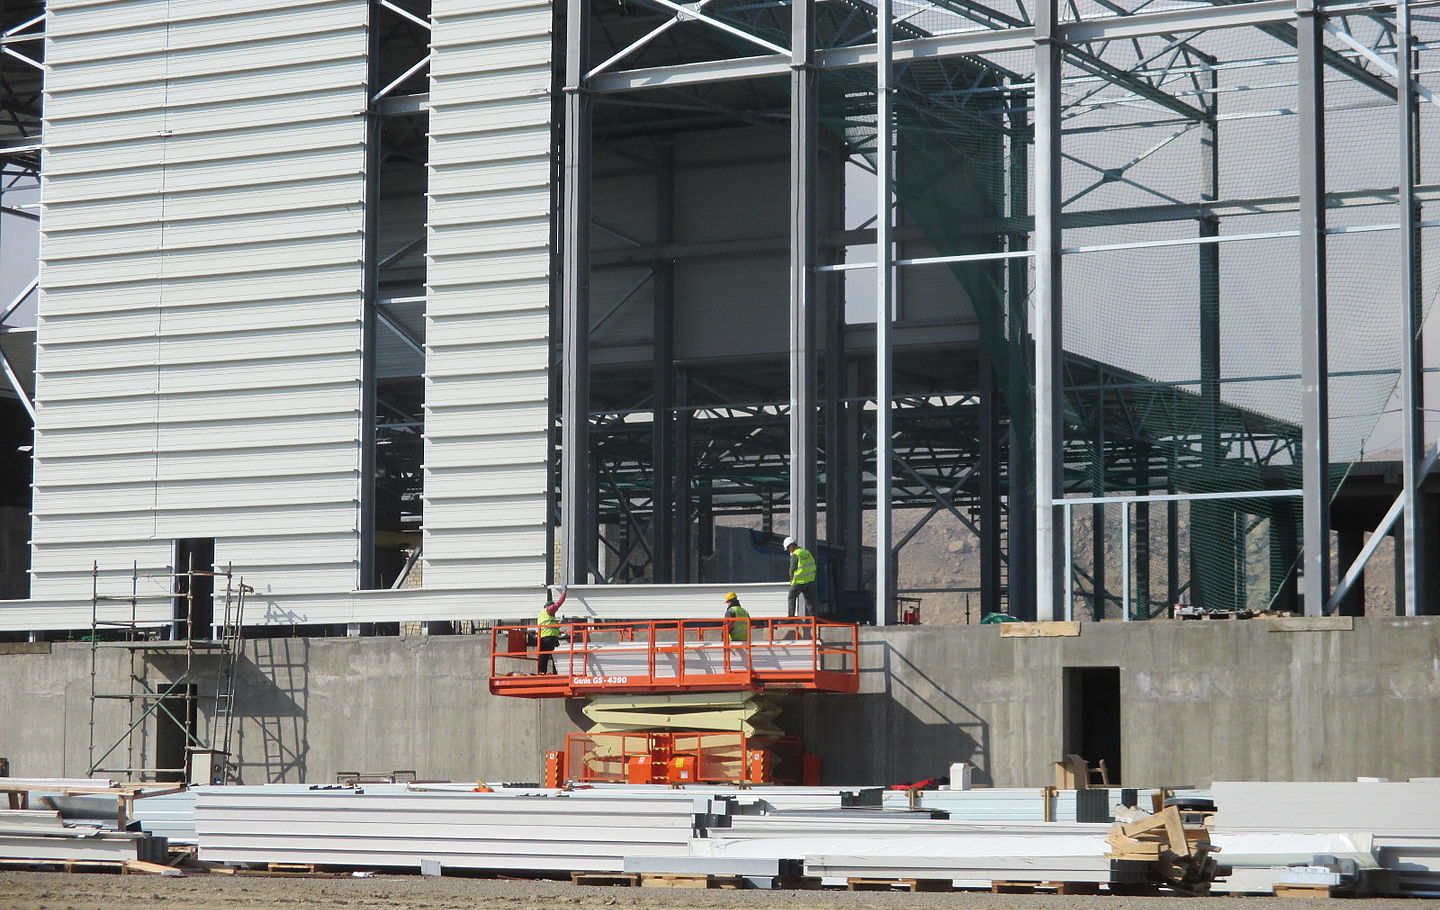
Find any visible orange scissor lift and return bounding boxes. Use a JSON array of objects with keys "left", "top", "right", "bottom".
[{"left": 489, "top": 617, "right": 861, "bottom": 787}]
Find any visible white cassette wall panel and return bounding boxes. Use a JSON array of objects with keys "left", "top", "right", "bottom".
[
  {"left": 423, "top": 0, "right": 553, "bottom": 587},
  {"left": 29, "top": 0, "right": 370, "bottom": 609}
]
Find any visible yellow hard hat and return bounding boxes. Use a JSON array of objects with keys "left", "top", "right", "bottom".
[{"left": 724, "top": 591, "right": 739, "bottom": 602}]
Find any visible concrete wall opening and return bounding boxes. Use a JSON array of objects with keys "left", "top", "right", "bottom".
[
  {"left": 1064, "top": 666, "right": 1121, "bottom": 785},
  {"left": 155, "top": 684, "right": 198, "bottom": 784},
  {"left": 173, "top": 538, "right": 214, "bottom": 641}
]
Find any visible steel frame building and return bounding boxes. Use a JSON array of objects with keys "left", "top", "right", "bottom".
[{"left": 0, "top": 0, "right": 1436, "bottom": 633}]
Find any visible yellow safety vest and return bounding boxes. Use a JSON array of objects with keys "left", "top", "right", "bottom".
[
  {"left": 791, "top": 546, "right": 817, "bottom": 585},
  {"left": 725, "top": 603, "right": 751, "bottom": 642},
  {"left": 537, "top": 607, "right": 561, "bottom": 639}
]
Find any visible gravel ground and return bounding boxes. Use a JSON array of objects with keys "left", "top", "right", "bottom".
[{"left": 0, "top": 872, "right": 1435, "bottom": 910}]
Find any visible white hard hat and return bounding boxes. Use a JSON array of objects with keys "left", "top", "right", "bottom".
[{"left": 782, "top": 536, "right": 796, "bottom": 549}]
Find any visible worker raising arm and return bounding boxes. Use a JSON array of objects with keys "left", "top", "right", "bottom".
[{"left": 536, "top": 586, "right": 566, "bottom": 675}]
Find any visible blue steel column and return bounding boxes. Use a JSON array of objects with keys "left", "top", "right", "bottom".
[
  {"left": 1032, "top": 0, "right": 1065, "bottom": 621},
  {"left": 561, "top": 0, "right": 593, "bottom": 585},
  {"left": 1297, "top": 0, "right": 1330, "bottom": 615}
]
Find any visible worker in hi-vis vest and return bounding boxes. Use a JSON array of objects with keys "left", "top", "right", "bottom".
[
  {"left": 536, "top": 586, "right": 566, "bottom": 674},
  {"left": 723, "top": 591, "right": 750, "bottom": 642},
  {"left": 783, "top": 536, "right": 818, "bottom": 618}
]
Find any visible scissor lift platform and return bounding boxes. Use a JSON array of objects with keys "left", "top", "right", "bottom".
[{"left": 489, "top": 618, "right": 860, "bottom": 698}]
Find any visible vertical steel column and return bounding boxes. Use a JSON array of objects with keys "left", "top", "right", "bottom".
[
  {"left": 1297, "top": 0, "right": 1330, "bottom": 615},
  {"left": 1033, "top": 0, "right": 1065, "bottom": 621},
  {"left": 824, "top": 253, "right": 847, "bottom": 551},
  {"left": 1007, "top": 90, "right": 1035, "bottom": 620},
  {"left": 561, "top": 0, "right": 593, "bottom": 585},
  {"left": 674, "top": 368, "right": 693, "bottom": 581},
  {"left": 651, "top": 145, "right": 676, "bottom": 582},
  {"left": 1193, "top": 62, "right": 1226, "bottom": 610},
  {"left": 1121, "top": 503, "right": 1131, "bottom": 621},
  {"left": 873, "top": 0, "right": 894, "bottom": 626},
  {"left": 358, "top": 3, "right": 383, "bottom": 590},
  {"left": 790, "top": 0, "right": 818, "bottom": 550},
  {"left": 1397, "top": 0, "right": 1426, "bottom": 616},
  {"left": 844, "top": 360, "right": 864, "bottom": 591},
  {"left": 979, "top": 353, "right": 1001, "bottom": 617},
  {"left": 1091, "top": 416, "right": 1105, "bottom": 619}
]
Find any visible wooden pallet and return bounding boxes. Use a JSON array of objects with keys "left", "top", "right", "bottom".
[
  {"left": 0, "top": 858, "right": 126, "bottom": 873},
  {"left": 570, "top": 872, "right": 639, "bottom": 887},
  {"left": 267, "top": 862, "right": 317, "bottom": 873},
  {"left": 1274, "top": 884, "right": 1340, "bottom": 899},
  {"left": 640, "top": 873, "right": 746, "bottom": 889},
  {"left": 990, "top": 881, "right": 1101, "bottom": 895},
  {"left": 847, "top": 877, "right": 951, "bottom": 892}
]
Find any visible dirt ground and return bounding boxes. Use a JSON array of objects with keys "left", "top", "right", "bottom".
[{"left": 0, "top": 872, "right": 1434, "bottom": 910}]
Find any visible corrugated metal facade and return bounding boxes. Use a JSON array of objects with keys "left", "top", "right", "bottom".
[
  {"left": 423, "top": 0, "right": 553, "bottom": 588},
  {"left": 31, "top": 0, "right": 371, "bottom": 611}
]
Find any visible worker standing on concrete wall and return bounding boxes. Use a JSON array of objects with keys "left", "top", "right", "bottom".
[
  {"left": 784, "top": 537, "right": 818, "bottom": 618},
  {"left": 723, "top": 591, "right": 750, "bottom": 642},
  {"left": 536, "top": 586, "right": 566, "bottom": 674}
]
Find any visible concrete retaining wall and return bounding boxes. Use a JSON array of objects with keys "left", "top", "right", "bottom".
[{"left": 1, "top": 617, "right": 1436, "bottom": 787}]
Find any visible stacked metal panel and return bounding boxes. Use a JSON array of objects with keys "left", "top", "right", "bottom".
[
  {"left": 195, "top": 786, "right": 709, "bottom": 871},
  {"left": 1213, "top": 780, "right": 1440, "bottom": 894},
  {"left": 32, "top": 0, "right": 370, "bottom": 615},
  {"left": 0, "top": 809, "right": 168, "bottom": 863},
  {"left": 698, "top": 815, "right": 1113, "bottom": 885},
  {"left": 423, "top": 0, "right": 553, "bottom": 589}
]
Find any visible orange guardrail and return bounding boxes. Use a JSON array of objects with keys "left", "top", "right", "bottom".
[{"left": 488, "top": 617, "right": 860, "bottom": 697}]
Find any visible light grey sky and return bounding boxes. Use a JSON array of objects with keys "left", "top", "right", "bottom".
[{"left": 0, "top": 180, "right": 39, "bottom": 328}]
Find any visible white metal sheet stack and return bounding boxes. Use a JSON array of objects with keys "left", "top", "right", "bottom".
[
  {"left": 0, "top": 808, "right": 168, "bottom": 864},
  {"left": 1212, "top": 779, "right": 1440, "bottom": 895},
  {"left": 195, "top": 785, "right": 713, "bottom": 872},
  {"left": 698, "top": 815, "right": 1114, "bottom": 885}
]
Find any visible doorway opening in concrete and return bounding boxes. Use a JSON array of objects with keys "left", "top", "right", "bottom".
[
  {"left": 155, "top": 684, "right": 197, "bottom": 783},
  {"left": 1065, "top": 667, "right": 1121, "bottom": 785},
  {"left": 173, "top": 537, "right": 214, "bottom": 640}
]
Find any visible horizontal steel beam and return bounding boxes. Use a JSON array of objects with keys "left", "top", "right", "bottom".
[{"left": 591, "top": 0, "right": 1305, "bottom": 93}]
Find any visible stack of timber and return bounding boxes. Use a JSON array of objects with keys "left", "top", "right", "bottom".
[
  {"left": 194, "top": 785, "right": 717, "bottom": 872},
  {"left": 46, "top": 789, "right": 198, "bottom": 846},
  {"left": 1105, "top": 805, "right": 1222, "bottom": 895},
  {"left": 0, "top": 779, "right": 177, "bottom": 868}
]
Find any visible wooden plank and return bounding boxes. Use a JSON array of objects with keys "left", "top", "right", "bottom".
[
  {"left": 640, "top": 873, "right": 745, "bottom": 889},
  {"left": 123, "top": 860, "right": 183, "bottom": 876},
  {"left": 1273, "top": 883, "right": 1335, "bottom": 898},
  {"left": 1000, "top": 621, "right": 1080, "bottom": 638},
  {"left": 1268, "top": 616, "right": 1352, "bottom": 632}
]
